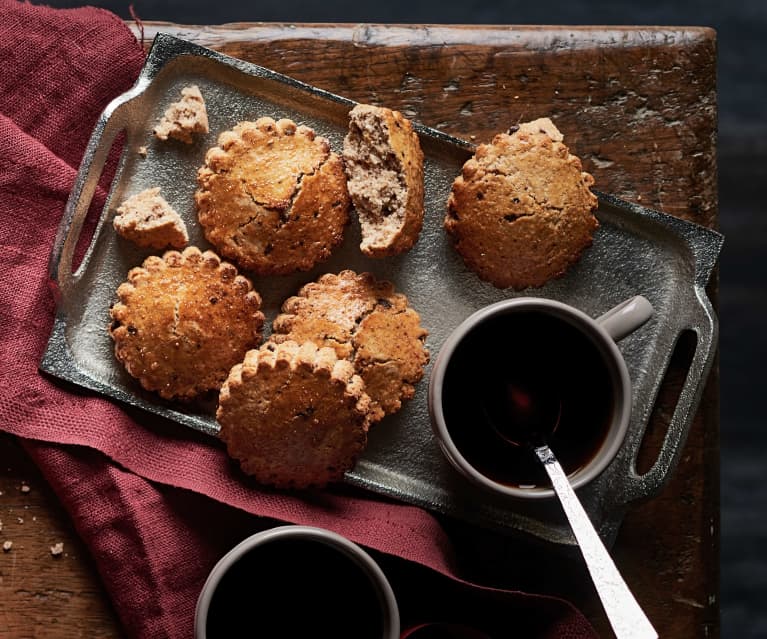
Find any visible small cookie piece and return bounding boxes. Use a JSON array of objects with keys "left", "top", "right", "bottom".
[
  {"left": 217, "top": 340, "right": 372, "bottom": 489},
  {"left": 154, "top": 85, "right": 209, "bottom": 143},
  {"left": 109, "top": 246, "right": 265, "bottom": 400},
  {"left": 113, "top": 187, "right": 188, "bottom": 249},
  {"left": 269, "top": 270, "right": 429, "bottom": 421},
  {"left": 445, "top": 118, "right": 599, "bottom": 290},
  {"left": 196, "top": 118, "right": 351, "bottom": 275},
  {"left": 509, "top": 117, "right": 564, "bottom": 141},
  {"left": 343, "top": 104, "right": 424, "bottom": 257}
]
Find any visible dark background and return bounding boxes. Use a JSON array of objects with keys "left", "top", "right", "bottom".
[{"left": 37, "top": 1, "right": 767, "bottom": 637}]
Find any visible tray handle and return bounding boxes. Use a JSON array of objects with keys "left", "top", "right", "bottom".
[
  {"left": 621, "top": 291, "right": 718, "bottom": 502},
  {"left": 48, "top": 86, "right": 145, "bottom": 311}
]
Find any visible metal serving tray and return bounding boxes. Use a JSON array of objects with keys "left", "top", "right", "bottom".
[{"left": 41, "top": 34, "right": 723, "bottom": 548}]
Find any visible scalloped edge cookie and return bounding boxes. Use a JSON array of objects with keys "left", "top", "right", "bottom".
[
  {"left": 445, "top": 117, "right": 598, "bottom": 290},
  {"left": 109, "top": 246, "right": 265, "bottom": 400},
  {"left": 217, "top": 340, "right": 372, "bottom": 489},
  {"left": 269, "top": 270, "right": 429, "bottom": 421},
  {"left": 196, "top": 117, "right": 350, "bottom": 275}
]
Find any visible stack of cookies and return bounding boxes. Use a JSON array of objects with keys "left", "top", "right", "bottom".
[{"left": 109, "top": 85, "right": 599, "bottom": 490}]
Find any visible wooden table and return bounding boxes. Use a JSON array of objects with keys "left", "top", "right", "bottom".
[{"left": 0, "top": 23, "right": 718, "bottom": 638}]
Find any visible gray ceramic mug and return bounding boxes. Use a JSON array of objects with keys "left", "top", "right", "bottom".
[
  {"left": 429, "top": 295, "right": 653, "bottom": 499},
  {"left": 195, "top": 525, "right": 400, "bottom": 638}
]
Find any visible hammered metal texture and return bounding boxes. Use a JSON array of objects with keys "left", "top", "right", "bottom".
[{"left": 41, "top": 34, "right": 723, "bottom": 548}]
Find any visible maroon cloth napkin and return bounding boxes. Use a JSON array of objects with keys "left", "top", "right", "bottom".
[{"left": 0, "top": 2, "right": 599, "bottom": 637}]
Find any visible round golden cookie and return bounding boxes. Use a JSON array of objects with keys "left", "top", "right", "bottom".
[
  {"left": 195, "top": 117, "right": 351, "bottom": 275},
  {"left": 109, "top": 246, "right": 265, "bottom": 401},
  {"left": 444, "top": 118, "right": 599, "bottom": 290},
  {"left": 217, "top": 340, "right": 372, "bottom": 489},
  {"left": 269, "top": 270, "right": 429, "bottom": 421}
]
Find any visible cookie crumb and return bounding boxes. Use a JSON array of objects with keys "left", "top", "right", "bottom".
[
  {"left": 138, "top": 145, "right": 148, "bottom": 157},
  {"left": 16, "top": 517, "right": 23, "bottom": 525},
  {"left": 50, "top": 542, "right": 64, "bottom": 557},
  {"left": 20, "top": 484, "right": 30, "bottom": 493},
  {"left": 154, "top": 85, "right": 209, "bottom": 143},
  {"left": 113, "top": 187, "right": 189, "bottom": 249},
  {"left": 2, "top": 541, "right": 12, "bottom": 552}
]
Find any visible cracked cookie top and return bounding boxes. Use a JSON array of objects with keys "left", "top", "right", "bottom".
[
  {"left": 195, "top": 117, "right": 351, "bottom": 275},
  {"left": 109, "top": 246, "right": 265, "bottom": 401},
  {"left": 268, "top": 270, "right": 429, "bottom": 421},
  {"left": 217, "top": 340, "right": 372, "bottom": 489},
  {"left": 445, "top": 117, "right": 598, "bottom": 290}
]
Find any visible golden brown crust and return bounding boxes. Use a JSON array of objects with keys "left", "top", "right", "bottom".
[
  {"left": 109, "top": 246, "right": 265, "bottom": 400},
  {"left": 217, "top": 340, "right": 372, "bottom": 489},
  {"left": 269, "top": 270, "right": 429, "bottom": 420},
  {"left": 444, "top": 118, "right": 599, "bottom": 290},
  {"left": 343, "top": 104, "right": 424, "bottom": 257},
  {"left": 196, "top": 118, "right": 350, "bottom": 275}
]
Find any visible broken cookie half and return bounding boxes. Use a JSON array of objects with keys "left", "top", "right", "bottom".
[{"left": 343, "top": 104, "right": 424, "bottom": 257}]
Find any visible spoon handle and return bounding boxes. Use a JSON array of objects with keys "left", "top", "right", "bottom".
[{"left": 534, "top": 445, "right": 658, "bottom": 639}]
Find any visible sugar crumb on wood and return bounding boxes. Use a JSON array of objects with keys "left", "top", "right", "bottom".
[
  {"left": 50, "top": 542, "right": 64, "bottom": 557},
  {"left": 2, "top": 540, "right": 12, "bottom": 552}
]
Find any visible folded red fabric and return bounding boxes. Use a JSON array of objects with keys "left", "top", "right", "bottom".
[{"left": 0, "top": 1, "right": 598, "bottom": 637}]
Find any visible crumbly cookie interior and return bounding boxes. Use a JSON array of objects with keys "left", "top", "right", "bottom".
[
  {"left": 343, "top": 104, "right": 424, "bottom": 257},
  {"left": 153, "top": 84, "right": 209, "bottom": 144},
  {"left": 344, "top": 107, "right": 407, "bottom": 249},
  {"left": 113, "top": 187, "right": 188, "bottom": 249}
]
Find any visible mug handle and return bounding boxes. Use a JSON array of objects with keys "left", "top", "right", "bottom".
[{"left": 596, "top": 295, "right": 654, "bottom": 341}]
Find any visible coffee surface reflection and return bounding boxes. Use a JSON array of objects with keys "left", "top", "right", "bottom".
[{"left": 442, "top": 311, "right": 614, "bottom": 488}]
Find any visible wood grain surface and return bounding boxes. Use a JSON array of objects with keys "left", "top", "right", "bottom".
[{"left": 0, "top": 22, "right": 718, "bottom": 638}]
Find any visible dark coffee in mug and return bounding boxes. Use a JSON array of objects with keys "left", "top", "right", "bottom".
[
  {"left": 441, "top": 310, "right": 615, "bottom": 488},
  {"left": 205, "top": 537, "right": 385, "bottom": 638}
]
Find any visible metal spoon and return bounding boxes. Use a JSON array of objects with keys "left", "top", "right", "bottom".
[{"left": 484, "top": 378, "right": 658, "bottom": 639}]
